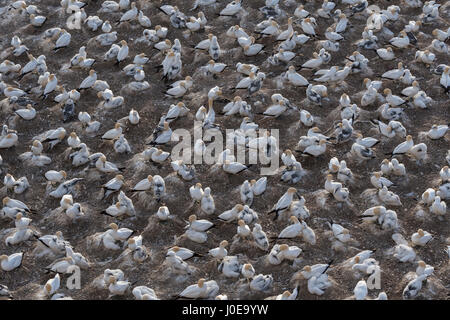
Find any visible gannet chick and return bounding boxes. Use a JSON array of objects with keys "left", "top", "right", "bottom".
[
  {"left": 353, "top": 280, "right": 368, "bottom": 300},
  {"left": 241, "top": 263, "right": 255, "bottom": 283},
  {"left": 165, "top": 251, "right": 192, "bottom": 275},
  {"left": 218, "top": 255, "right": 241, "bottom": 278},
  {"left": 430, "top": 196, "right": 446, "bottom": 216},
  {"left": 250, "top": 274, "right": 273, "bottom": 292},
  {"left": 403, "top": 274, "right": 427, "bottom": 299},
  {"left": 240, "top": 180, "right": 253, "bottom": 206},
  {"left": 252, "top": 223, "right": 269, "bottom": 251},
  {"left": 114, "top": 134, "right": 131, "bottom": 154},
  {"left": 307, "top": 274, "right": 332, "bottom": 296},
  {"left": 65, "top": 246, "right": 90, "bottom": 269},
  {"left": 394, "top": 244, "right": 416, "bottom": 263},
  {"left": 440, "top": 166, "right": 450, "bottom": 182},
  {"left": 13, "top": 177, "right": 30, "bottom": 194}
]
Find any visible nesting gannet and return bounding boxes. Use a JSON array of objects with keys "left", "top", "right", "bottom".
[
  {"left": 430, "top": 196, "right": 446, "bottom": 216},
  {"left": 411, "top": 229, "right": 432, "bottom": 246},
  {"left": 108, "top": 276, "right": 131, "bottom": 296},
  {"left": 209, "top": 240, "right": 228, "bottom": 260},
  {"left": 0, "top": 252, "right": 23, "bottom": 271},
  {"left": 133, "top": 286, "right": 158, "bottom": 300},
  {"left": 43, "top": 274, "right": 60, "bottom": 296},
  {"left": 78, "top": 70, "right": 97, "bottom": 90},
  {"left": 45, "top": 170, "right": 66, "bottom": 184},
  {"left": 416, "top": 261, "right": 434, "bottom": 277},
  {"left": 49, "top": 178, "right": 83, "bottom": 198},
  {"left": 53, "top": 29, "right": 71, "bottom": 51}
]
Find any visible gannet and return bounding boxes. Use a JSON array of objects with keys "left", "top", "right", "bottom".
[
  {"left": 294, "top": 5, "right": 309, "bottom": 18},
  {"left": 241, "top": 263, "right": 255, "bottom": 282},
  {"left": 382, "top": 62, "right": 404, "bottom": 80},
  {"left": 43, "top": 273, "right": 60, "bottom": 296},
  {"left": 236, "top": 219, "right": 251, "bottom": 239},
  {"left": 301, "top": 18, "right": 316, "bottom": 36},
  {"left": 440, "top": 67, "right": 449, "bottom": 93},
  {"left": 54, "top": 29, "right": 71, "bottom": 51},
  {"left": 411, "top": 229, "right": 432, "bottom": 246},
  {"left": 45, "top": 170, "right": 66, "bottom": 183},
  {"left": 218, "top": 255, "right": 241, "bottom": 278},
  {"left": 250, "top": 274, "right": 273, "bottom": 292},
  {"left": 387, "top": 135, "right": 414, "bottom": 157},
  {"left": 108, "top": 276, "right": 131, "bottom": 296},
  {"left": 133, "top": 286, "right": 158, "bottom": 300},
  {"left": 403, "top": 274, "right": 427, "bottom": 299},
  {"left": 389, "top": 31, "right": 409, "bottom": 48},
  {"left": 277, "top": 216, "right": 303, "bottom": 239},
  {"left": 209, "top": 240, "right": 228, "bottom": 260},
  {"left": 416, "top": 261, "right": 434, "bottom": 277},
  {"left": 49, "top": 178, "right": 84, "bottom": 198},
  {"left": 252, "top": 223, "right": 269, "bottom": 250},
  {"left": 220, "top": 0, "right": 242, "bottom": 16},
  {"left": 0, "top": 252, "right": 23, "bottom": 271},
  {"left": 285, "top": 66, "right": 309, "bottom": 86},
  {"left": 353, "top": 280, "right": 368, "bottom": 300},
  {"left": 394, "top": 244, "right": 416, "bottom": 262},
  {"left": 430, "top": 196, "right": 446, "bottom": 215},
  {"left": 217, "top": 204, "right": 243, "bottom": 222},
  {"left": 78, "top": 70, "right": 97, "bottom": 90},
  {"left": 45, "top": 256, "right": 75, "bottom": 273},
  {"left": 177, "top": 278, "right": 209, "bottom": 299}
]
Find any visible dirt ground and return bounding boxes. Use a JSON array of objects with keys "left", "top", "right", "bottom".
[{"left": 0, "top": 0, "right": 449, "bottom": 300}]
